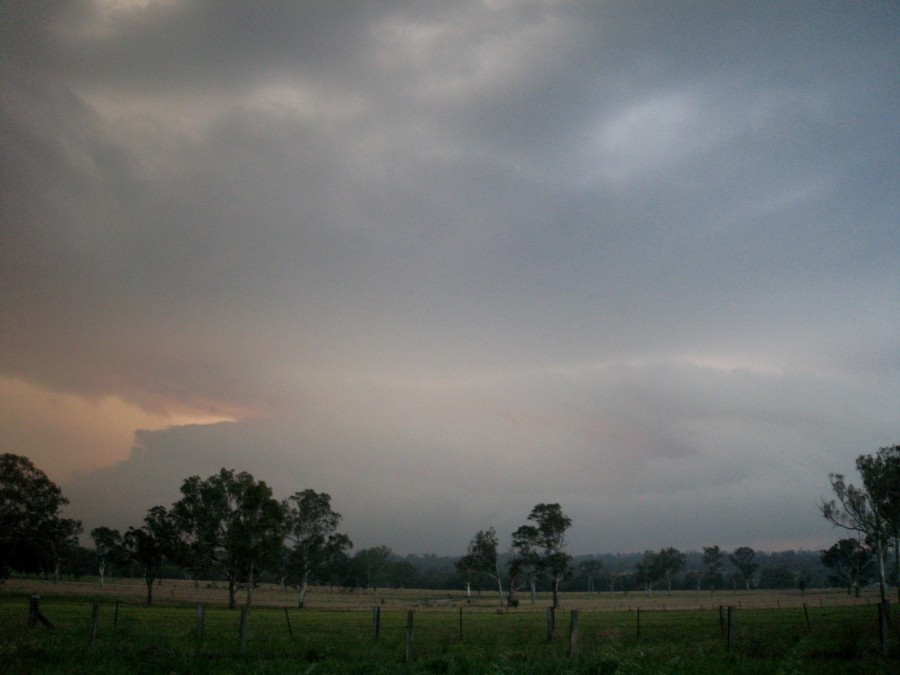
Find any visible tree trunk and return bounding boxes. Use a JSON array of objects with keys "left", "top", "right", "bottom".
[
  {"left": 529, "top": 577, "right": 536, "bottom": 604},
  {"left": 876, "top": 538, "right": 889, "bottom": 606},
  {"left": 297, "top": 578, "right": 309, "bottom": 608},
  {"left": 99, "top": 562, "right": 106, "bottom": 588},
  {"left": 507, "top": 579, "right": 517, "bottom": 606},
  {"left": 246, "top": 562, "right": 255, "bottom": 608},
  {"left": 895, "top": 537, "right": 899, "bottom": 605},
  {"left": 552, "top": 578, "right": 560, "bottom": 609},
  {"left": 228, "top": 579, "right": 237, "bottom": 610},
  {"left": 145, "top": 575, "right": 154, "bottom": 605},
  {"left": 496, "top": 575, "right": 504, "bottom": 607}
]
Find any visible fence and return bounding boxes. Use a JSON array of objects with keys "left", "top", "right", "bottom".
[{"left": 5, "top": 595, "right": 900, "bottom": 666}]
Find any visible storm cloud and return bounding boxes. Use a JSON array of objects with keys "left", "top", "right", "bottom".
[{"left": 2, "top": 1, "right": 898, "bottom": 555}]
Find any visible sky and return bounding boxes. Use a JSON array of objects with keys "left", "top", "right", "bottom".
[{"left": 1, "top": 0, "right": 898, "bottom": 557}]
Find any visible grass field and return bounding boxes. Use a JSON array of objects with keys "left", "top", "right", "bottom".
[{"left": 2, "top": 579, "right": 899, "bottom": 673}]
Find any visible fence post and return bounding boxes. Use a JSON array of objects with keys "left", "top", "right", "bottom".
[
  {"left": 878, "top": 600, "right": 889, "bottom": 654},
  {"left": 284, "top": 607, "right": 293, "bottom": 639},
  {"left": 727, "top": 606, "right": 736, "bottom": 651},
  {"left": 718, "top": 605, "right": 725, "bottom": 636},
  {"left": 802, "top": 603, "right": 810, "bottom": 630},
  {"left": 28, "top": 595, "right": 54, "bottom": 629},
  {"left": 636, "top": 607, "right": 641, "bottom": 639},
  {"left": 568, "top": 610, "right": 579, "bottom": 656},
  {"left": 405, "top": 610, "right": 414, "bottom": 663},
  {"left": 238, "top": 607, "right": 249, "bottom": 655},
  {"left": 90, "top": 602, "right": 100, "bottom": 646},
  {"left": 197, "top": 604, "right": 205, "bottom": 640},
  {"left": 546, "top": 606, "right": 555, "bottom": 642},
  {"left": 114, "top": 600, "right": 120, "bottom": 630},
  {"left": 373, "top": 606, "right": 381, "bottom": 639},
  {"left": 459, "top": 606, "right": 463, "bottom": 642}
]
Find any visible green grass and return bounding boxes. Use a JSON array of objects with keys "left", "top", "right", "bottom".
[{"left": 2, "top": 591, "right": 898, "bottom": 673}]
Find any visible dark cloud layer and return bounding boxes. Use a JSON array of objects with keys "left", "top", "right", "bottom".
[{"left": 2, "top": 1, "right": 898, "bottom": 554}]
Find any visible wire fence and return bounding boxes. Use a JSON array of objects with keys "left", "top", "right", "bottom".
[{"left": 4, "top": 594, "right": 900, "bottom": 666}]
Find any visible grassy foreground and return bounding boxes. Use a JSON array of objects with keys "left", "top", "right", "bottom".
[{"left": 2, "top": 581, "right": 899, "bottom": 673}]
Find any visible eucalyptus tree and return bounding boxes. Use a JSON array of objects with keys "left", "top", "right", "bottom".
[
  {"left": 173, "top": 469, "right": 284, "bottom": 609},
  {"left": 43, "top": 516, "right": 82, "bottom": 583},
  {"left": 123, "top": 505, "right": 180, "bottom": 605},
  {"left": 635, "top": 550, "right": 662, "bottom": 596},
  {"left": 702, "top": 545, "right": 725, "bottom": 593},
  {"left": 729, "top": 547, "right": 758, "bottom": 592},
  {"left": 512, "top": 503, "right": 572, "bottom": 608},
  {"left": 820, "top": 447, "right": 898, "bottom": 606},
  {"left": 856, "top": 445, "right": 900, "bottom": 602},
  {"left": 577, "top": 556, "right": 604, "bottom": 592},
  {"left": 657, "top": 547, "right": 686, "bottom": 595},
  {"left": 0, "top": 454, "right": 71, "bottom": 581},
  {"left": 282, "top": 489, "right": 350, "bottom": 607},
  {"left": 457, "top": 527, "right": 504, "bottom": 606},
  {"left": 90, "top": 527, "right": 123, "bottom": 587},
  {"left": 351, "top": 546, "right": 393, "bottom": 594},
  {"left": 820, "top": 538, "right": 873, "bottom": 597}
]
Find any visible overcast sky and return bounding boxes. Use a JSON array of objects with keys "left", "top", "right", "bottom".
[{"left": 1, "top": 1, "right": 898, "bottom": 556}]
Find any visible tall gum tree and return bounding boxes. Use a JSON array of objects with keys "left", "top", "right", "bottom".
[
  {"left": 282, "top": 489, "right": 350, "bottom": 608},
  {"left": 820, "top": 447, "right": 898, "bottom": 606},
  {"left": 513, "top": 503, "right": 572, "bottom": 609},
  {"left": 0, "top": 454, "right": 71, "bottom": 581},
  {"left": 457, "top": 527, "right": 504, "bottom": 607},
  {"left": 173, "top": 469, "right": 284, "bottom": 609}
]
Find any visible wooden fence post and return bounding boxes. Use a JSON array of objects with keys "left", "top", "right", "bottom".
[
  {"left": 405, "top": 610, "right": 414, "bottom": 663},
  {"left": 28, "top": 595, "right": 54, "bottom": 629},
  {"left": 878, "top": 600, "right": 889, "bottom": 654},
  {"left": 114, "top": 601, "right": 120, "bottom": 630},
  {"left": 90, "top": 602, "right": 100, "bottom": 646},
  {"left": 238, "top": 607, "right": 249, "bottom": 655},
  {"left": 546, "top": 606, "right": 555, "bottom": 642},
  {"left": 284, "top": 607, "right": 293, "bottom": 639},
  {"left": 718, "top": 605, "right": 725, "bottom": 636},
  {"left": 197, "top": 604, "right": 205, "bottom": 639},
  {"left": 373, "top": 606, "right": 381, "bottom": 639},
  {"left": 802, "top": 603, "right": 810, "bottom": 630},
  {"left": 568, "top": 610, "right": 579, "bottom": 656},
  {"left": 636, "top": 607, "right": 641, "bottom": 639},
  {"left": 727, "top": 606, "right": 736, "bottom": 651}
]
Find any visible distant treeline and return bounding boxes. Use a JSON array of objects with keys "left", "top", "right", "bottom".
[{"left": 6, "top": 547, "right": 836, "bottom": 594}]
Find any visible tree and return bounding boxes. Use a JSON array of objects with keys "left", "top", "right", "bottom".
[
  {"left": 508, "top": 529, "right": 539, "bottom": 605},
  {"left": 282, "top": 489, "right": 350, "bottom": 608},
  {"left": 577, "top": 556, "right": 604, "bottom": 592},
  {"left": 172, "top": 469, "right": 284, "bottom": 609},
  {"left": 320, "top": 533, "right": 353, "bottom": 591},
  {"left": 820, "top": 452, "right": 893, "bottom": 606},
  {"left": 820, "top": 538, "right": 873, "bottom": 597},
  {"left": 90, "top": 526, "right": 123, "bottom": 587},
  {"left": 42, "top": 516, "right": 82, "bottom": 583},
  {"left": 657, "top": 547, "right": 686, "bottom": 595},
  {"left": 856, "top": 445, "right": 900, "bottom": 602},
  {"left": 635, "top": 550, "right": 662, "bottom": 596},
  {"left": 123, "top": 505, "right": 179, "bottom": 605},
  {"left": 702, "top": 545, "right": 725, "bottom": 593},
  {"left": 456, "top": 528, "right": 504, "bottom": 607},
  {"left": 729, "top": 547, "right": 758, "bottom": 592},
  {"left": 512, "top": 503, "right": 572, "bottom": 608},
  {"left": 0, "top": 454, "right": 70, "bottom": 581},
  {"left": 351, "top": 546, "right": 392, "bottom": 594}
]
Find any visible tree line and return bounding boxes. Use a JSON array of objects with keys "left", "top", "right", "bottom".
[{"left": 2, "top": 444, "right": 897, "bottom": 608}]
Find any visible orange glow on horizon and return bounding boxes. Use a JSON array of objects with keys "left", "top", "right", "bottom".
[{"left": 0, "top": 376, "right": 234, "bottom": 482}]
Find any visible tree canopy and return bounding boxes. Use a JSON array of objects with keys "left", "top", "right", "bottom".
[
  {"left": 512, "top": 503, "right": 572, "bottom": 609},
  {"left": 0, "top": 453, "right": 78, "bottom": 581},
  {"left": 172, "top": 469, "right": 284, "bottom": 608}
]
